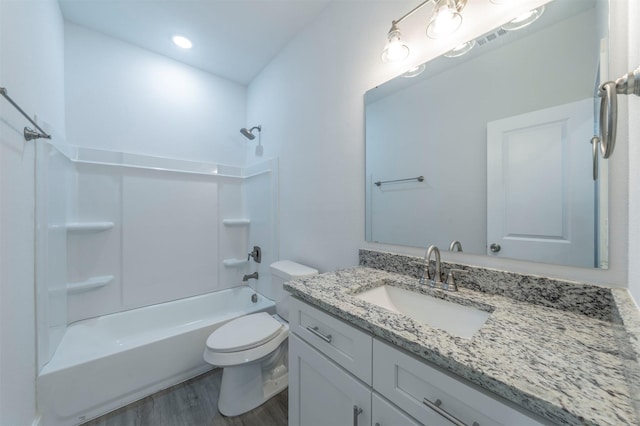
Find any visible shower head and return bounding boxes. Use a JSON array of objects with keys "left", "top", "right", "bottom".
[{"left": 240, "top": 125, "right": 261, "bottom": 140}]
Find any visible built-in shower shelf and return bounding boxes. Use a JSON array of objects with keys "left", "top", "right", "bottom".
[
  {"left": 223, "top": 258, "right": 250, "bottom": 268},
  {"left": 65, "top": 222, "right": 114, "bottom": 234},
  {"left": 67, "top": 275, "right": 114, "bottom": 295},
  {"left": 222, "top": 218, "right": 250, "bottom": 227}
]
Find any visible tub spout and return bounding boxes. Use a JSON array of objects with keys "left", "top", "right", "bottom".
[{"left": 242, "top": 272, "right": 259, "bottom": 282}]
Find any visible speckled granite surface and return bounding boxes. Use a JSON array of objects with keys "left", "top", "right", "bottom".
[
  {"left": 284, "top": 261, "right": 640, "bottom": 426},
  {"left": 359, "top": 249, "right": 616, "bottom": 321}
]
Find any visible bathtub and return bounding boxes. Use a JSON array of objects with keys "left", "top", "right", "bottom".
[{"left": 37, "top": 286, "right": 275, "bottom": 426}]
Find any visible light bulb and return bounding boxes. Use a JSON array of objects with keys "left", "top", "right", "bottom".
[
  {"left": 427, "top": 0, "right": 463, "bottom": 39},
  {"left": 381, "top": 28, "right": 410, "bottom": 63},
  {"left": 172, "top": 35, "right": 193, "bottom": 49}
]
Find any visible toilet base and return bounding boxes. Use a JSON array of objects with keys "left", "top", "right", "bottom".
[{"left": 218, "top": 364, "right": 288, "bottom": 416}]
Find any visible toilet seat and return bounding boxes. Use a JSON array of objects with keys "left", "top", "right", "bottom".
[
  {"left": 207, "top": 312, "right": 283, "bottom": 352},
  {"left": 204, "top": 312, "right": 289, "bottom": 367}
]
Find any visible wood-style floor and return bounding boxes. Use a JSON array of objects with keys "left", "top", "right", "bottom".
[{"left": 82, "top": 369, "right": 288, "bottom": 426}]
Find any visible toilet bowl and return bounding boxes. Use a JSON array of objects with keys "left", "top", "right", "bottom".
[{"left": 203, "top": 260, "right": 317, "bottom": 416}]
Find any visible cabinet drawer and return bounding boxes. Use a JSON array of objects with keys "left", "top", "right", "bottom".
[
  {"left": 373, "top": 339, "right": 545, "bottom": 426},
  {"left": 372, "top": 392, "right": 422, "bottom": 426},
  {"left": 290, "top": 297, "right": 372, "bottom": 385}
]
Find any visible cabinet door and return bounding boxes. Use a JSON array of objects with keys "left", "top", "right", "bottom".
[
  {"left": 289, "top": 334, "right": 371, "bottom": 426},
  {"left": 372, "top": 392, "right": 422, "bottom": 426}
]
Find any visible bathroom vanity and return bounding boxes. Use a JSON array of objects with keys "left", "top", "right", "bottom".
[
  {"left": 289, "top": 298, "right": 544, "bottom": 426},
  {"left": 285, "top": 250, "right": 640, "bottom": 426}
]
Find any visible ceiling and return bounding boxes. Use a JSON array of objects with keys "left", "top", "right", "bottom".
[{"left": 58, "top": 0, "right": 332, "bottom": 86}]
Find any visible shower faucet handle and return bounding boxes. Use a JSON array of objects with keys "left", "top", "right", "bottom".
[{"left": 248, "top": 246, "right": 262, "bottom": 263}]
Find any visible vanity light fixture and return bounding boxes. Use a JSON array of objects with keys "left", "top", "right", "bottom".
[
  {"left": 501, "top": 6, "right": 545, "bottom": 31},
  {"left": 172, "top": 35, "right": 193, "bottom": 49},
  {"left": 443, "top": 40, "right": 476, "bottom": 58},
  {"left": 381, "top": 0, "right": 467, "bottom": 63}
]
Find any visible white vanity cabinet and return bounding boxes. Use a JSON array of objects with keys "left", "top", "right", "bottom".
[{"left": 289, "top": 297, "right": 546, "bottom": 426}]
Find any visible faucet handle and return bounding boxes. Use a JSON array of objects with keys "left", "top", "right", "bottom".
[
  {"left": 442, "top": 269, "right": 468, "bottom": 291},
  {"left": 247, "top": 246, "right": 262, "bottom": 263}
]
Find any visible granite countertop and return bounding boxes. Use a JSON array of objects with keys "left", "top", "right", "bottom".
[{"left": 284, "top": 266, "right": 640, "bottom": 426}]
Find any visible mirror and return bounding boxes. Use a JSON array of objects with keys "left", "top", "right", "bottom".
[{"left": 365, "top": 0, "right": 609, "bottom": 269}]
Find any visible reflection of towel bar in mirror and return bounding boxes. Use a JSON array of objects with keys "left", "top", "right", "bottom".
[
  {"left": 374, "top": 176, "right": 424, "bottom": 187},
  {"left": 598, "top": 66, "right": 640, "bottom": 159}
]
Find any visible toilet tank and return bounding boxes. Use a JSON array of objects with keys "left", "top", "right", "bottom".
[{"left": 270, "top": 260, "right": 318, "bottom": 321}]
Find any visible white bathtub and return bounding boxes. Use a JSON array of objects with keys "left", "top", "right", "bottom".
[{"left": 38, "top": 286, "right": 275, "bottom": 426}]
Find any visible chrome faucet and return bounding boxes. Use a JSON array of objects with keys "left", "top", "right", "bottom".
[
  {"left": 242, "top": 272, "right": 259, "bottom": 282},
  {"left": 419, "top": 245, "right": 465, "bottom": 291},
  {"left": 420, "top": 245, "right": 443, "bottom": 288}
]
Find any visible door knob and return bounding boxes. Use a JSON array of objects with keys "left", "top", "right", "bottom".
[{"left": 489, "top": 243, "right": 501, "bottom": 253}]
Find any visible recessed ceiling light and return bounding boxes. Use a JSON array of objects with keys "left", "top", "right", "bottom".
[{"left": 172, "top": 35, "right": 192, "bottom": 49}]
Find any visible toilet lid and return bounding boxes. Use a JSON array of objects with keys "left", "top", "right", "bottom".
[{"left": 206, "top": 312, "right": 284, "bottom": 353}]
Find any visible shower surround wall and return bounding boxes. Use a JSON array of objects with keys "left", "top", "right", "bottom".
[
  {"left": 35, "top": 145, "right": 255, "bottom": 367},
  {"left": 68, "top": 161, "right": 220, "bottom": 322},
  {"left": 37, "top": 145, "right": 278, "bottom": 368}
]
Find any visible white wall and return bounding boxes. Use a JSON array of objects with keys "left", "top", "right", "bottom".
[
  {"left": 246, "top": 2, "right": 395, "bottom": 273},
  {"left": 626, "top": 0, "right": 640, "bottom": 305},
  {"left": 64, "top": 23, "right": 248, "bottom": 165},
  {"left": 247, "top": 0, "right": 630, "bottom": 288},
  {"left": 0, "top": 0, "right": 66, "bottom": 424}
]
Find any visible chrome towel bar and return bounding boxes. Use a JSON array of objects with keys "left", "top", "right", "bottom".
[
  {"left": 0, "top": 87, "right": 51, "bottom": 141},
  {"left": 374, "top": 175, "right": 424, "bottom": 187}
]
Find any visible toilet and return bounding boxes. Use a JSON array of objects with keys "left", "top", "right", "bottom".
[{"left": 203, "top": 260, "right": 318, "bottom": 416}]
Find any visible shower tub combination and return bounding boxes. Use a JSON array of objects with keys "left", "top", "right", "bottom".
[{"left": 38, "top": 286, "right": 274, "bottom": 426}]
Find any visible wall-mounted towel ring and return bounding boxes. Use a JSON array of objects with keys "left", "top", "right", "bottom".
[
  {"left": 598, "top": 66, "right": 640, "bottom": 159},
  {"left": 599, "top": 81, "right": 617, "bottom": 158}
]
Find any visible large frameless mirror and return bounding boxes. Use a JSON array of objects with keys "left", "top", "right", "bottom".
[{"left": 365, "top": 0, "right": 609, "bottom": 268}]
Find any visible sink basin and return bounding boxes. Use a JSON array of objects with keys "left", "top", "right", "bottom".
[{"left": 354, "top": 285, "right": 490, "bottom": 339}]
